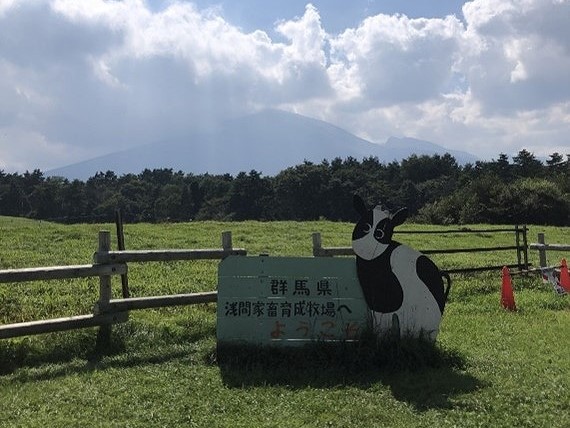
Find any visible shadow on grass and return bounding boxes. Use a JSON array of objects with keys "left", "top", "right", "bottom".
[
  {"left": 0, "top": 321, "right": 214, "bottom": 382},
  {"left": 216, "top": 337, "right": 484, "bottom": 411}
]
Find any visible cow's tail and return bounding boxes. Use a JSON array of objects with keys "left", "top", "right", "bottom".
[{"left": 441, "top": 271, "right": 452, "bottom": 309}]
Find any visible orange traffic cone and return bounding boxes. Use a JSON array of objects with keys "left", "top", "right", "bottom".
[
  {"left": 501, "top": 266, "right": 517, "bottom": 311},
  {"left": 560, "top": 259, "right": 570, "bottom": 293}
]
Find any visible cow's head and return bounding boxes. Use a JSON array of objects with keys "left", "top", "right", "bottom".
[{"left": 352, "top": 194, "right": 408, "bottom": 260}]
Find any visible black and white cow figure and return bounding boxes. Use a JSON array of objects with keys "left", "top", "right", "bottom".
[{"left": 352, "top": 195, "right": 451, "bottom": 341}]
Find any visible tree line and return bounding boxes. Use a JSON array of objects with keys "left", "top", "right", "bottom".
[{"left": 0, "top": 149, "right": 568, "bottom": 225}]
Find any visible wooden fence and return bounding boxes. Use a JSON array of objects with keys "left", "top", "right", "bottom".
[
  {"left": 0, "top": 231, "right": 246, "bottom": 340},
  {"left": 0, "top": 224, "right": 540, "bottom": 341},
  {"left": 312, "top": 225, "right": 529, "bottom": 274},
  {"left": 530, "top": 232, "right": 570, "bottom": 269}
]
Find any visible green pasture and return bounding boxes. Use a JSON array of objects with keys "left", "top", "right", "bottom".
[{"left": 0, "top": 216, "right": 568, "bottom": 427}]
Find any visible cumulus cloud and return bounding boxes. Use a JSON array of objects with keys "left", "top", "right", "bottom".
[
  {"left": 329, "top": 14, "right": 465, "bottom": 104},
  {"left": 313, "top": 0, "right": 570, "bottom": 157},
  {"left": 462, "top": 0, "right": 570, "bottom": 113},
  {"left": 0, "top": 127, "right": 90, "bottom": 172},
  {"left": 0, "top": 0, "right": 568, "bottom": 172}
]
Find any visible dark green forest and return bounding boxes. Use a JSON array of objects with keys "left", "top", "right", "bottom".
[{"left": 1, "top": 149, "right": 568, "bottom": 225}]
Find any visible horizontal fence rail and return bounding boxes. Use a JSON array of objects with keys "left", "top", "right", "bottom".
[
  {"left": 312, "top": 225, "right": 529, "bottom": 274},
  {"left": 94, "top": 249, "right": 246, "bottom": 264},
  {"left": 395, "top": 228, "right": 521, "bottom": 234},
  {"left": 531, "top": 244, "right": 570, "bottom": 251},
  {"left": 104, "top": 292, "right": 218, "bottom": 312},
  {"left": 311, "top": 245, "right": 522, "bottom": 257},
  {"left": 0, "top": 264, "right": 126, "bottom": 283},
  {"left": 0, "top": 313, "right": 128, "bottom": 340},
  {"left": 0, "top": 230, "right": 245, "bottom": 340}
]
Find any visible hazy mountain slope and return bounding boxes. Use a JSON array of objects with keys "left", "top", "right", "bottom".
[
  {"left": 381, "top": 136, "right": 479, "bottom": 165},
  {"left": 47, "top": 110, "right": 477, "bottom": 179}
]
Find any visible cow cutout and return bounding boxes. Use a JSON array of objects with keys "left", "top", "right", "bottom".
[{"left": 352, "top": 195, "right": 451, "bottom": 341}]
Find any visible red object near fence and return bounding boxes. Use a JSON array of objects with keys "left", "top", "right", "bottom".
[
  {"left": 560, "top": 258, "right": 570, "bottom": 293},
  {"left": 501, "top": 266, "right": 517, "bottom": 311}
]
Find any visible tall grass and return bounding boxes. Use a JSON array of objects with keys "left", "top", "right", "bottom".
[{"left": 0, "top": 216, "right": 568, "bottom": 427}]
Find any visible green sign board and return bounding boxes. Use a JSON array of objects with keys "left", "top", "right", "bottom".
[{"left": 217, "top": 255, "right": 369, "bottom": 345}]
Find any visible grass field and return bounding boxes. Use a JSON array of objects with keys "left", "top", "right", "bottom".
[{"left": 0, "top": 216, "right": 569, "bottom": 427}]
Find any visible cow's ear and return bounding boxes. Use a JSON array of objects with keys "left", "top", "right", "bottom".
[
  {"left": 391, "top": 207, "right": 408, "bottom": 227},
  {"left": 353, "top": 195, "right": 368, "bottom": 216}
]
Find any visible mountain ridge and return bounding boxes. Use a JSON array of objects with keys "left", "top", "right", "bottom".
[{"left": 47, "top": 110, "right": 478, "bottom": 179}]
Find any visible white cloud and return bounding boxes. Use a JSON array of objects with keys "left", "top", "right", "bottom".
[
  {"left": 306, "top": 0, "right": 570, "bottom": 158},
  {"left": 0, "top": 0, "right": 18, "bottom": 16},
  {"left": 0, "top": 0, "right": 568, "bottom": 172},
  {"left": 461, "top": 0, "right": 570, "bottom": 112},
  {"left": 276, "top": 4, "right": 326, "bottom": 65},
  {"left": 327, "top": 13, "right": 465, "bottom": 105},
  {"left": 0, "top": 127, "right": 92, "bottom": 171}
]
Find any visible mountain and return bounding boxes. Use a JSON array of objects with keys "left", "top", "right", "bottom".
[
  {"left": 381, "top": 136, "right": 479, "bottom": 165},
  {"left": 47, "top": 110, "right": 478, "bottom": 179}
]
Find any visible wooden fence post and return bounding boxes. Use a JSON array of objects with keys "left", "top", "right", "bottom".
[
  {"left": 537, "top": 233, "right": 547, "bottom": 268},
  {"left": 522, "top": 225, "right": 529, "bottom": 270},
  {"left": 96, "top": 230, "right": 113, "bottom": 348},
  {"left": 115, "top": 209, "right": 130, "bottom": 298},
  {"left": 312, "top": 233, "right": 322, "bottom": 257},
  {"left": 515, "top": 225, "right": 530, "bottom": 271},
  {"left": 222, "top": 231, "right": 232, "bottom": 252}
]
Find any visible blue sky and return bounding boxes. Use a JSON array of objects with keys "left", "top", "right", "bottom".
[
  {"left": 173, "top": 1, "right": 468, "bottom": 34},
  {"left": 0, "top": 0, "right": 569, "bottom": 172}
]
